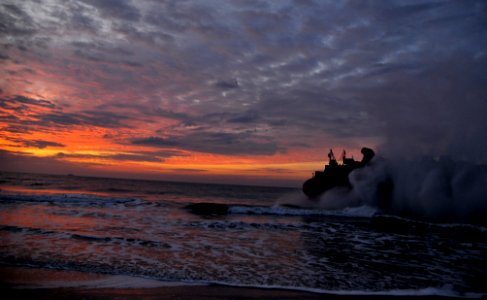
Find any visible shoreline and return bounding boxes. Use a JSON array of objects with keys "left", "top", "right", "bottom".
[
  {"left": 1, "top": 266, "right": 478, "bottom": 299},
  {"left": 3, "top": 286, "right": 463, "bottom": 300}
]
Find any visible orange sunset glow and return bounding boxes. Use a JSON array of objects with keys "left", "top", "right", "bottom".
[
  {"left": 0, "top": 16, "right": 380, "bottom": 187},
  {"left": 1, "top": 94, "right": 369, "bottom": 186}
]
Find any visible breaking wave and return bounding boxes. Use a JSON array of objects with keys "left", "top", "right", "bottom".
[
  {"left": 229, "top": 204, "right": 377, "bottom": 218},
  {"left": 0, "top": 192, "right": 144, "bottom": 207}
]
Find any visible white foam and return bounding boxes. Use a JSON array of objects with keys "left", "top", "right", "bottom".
[
  {"left": 377, "top": 214, "right": 487, "bottom": 232},
  {"left": 228, "top": 204, "right": 377, "bottom": 218},
  {"left": 0, "top": 192, "right": 143, "bottom": 206},
  {"left": 24, "top": 274, "right": 482, "bottom": 298},
  {"left": 174, "top": 281, "right": 485, "bottom": 298}
]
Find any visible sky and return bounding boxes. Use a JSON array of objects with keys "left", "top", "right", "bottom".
[{"left": 0, "top": 0, "right": 486, "bottom": 187}]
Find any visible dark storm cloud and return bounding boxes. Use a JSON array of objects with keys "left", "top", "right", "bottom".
[
  {"left": 57, "top": 148, "right": 185, "bottom": 162},
  {"left": 70, "top": 40, "right": 143, "bottom": 67},
  {"left": 80, "top": 0, "right": 140, "bottom": 21},
  {"left": 3, "top": 135, "right": 65, "bottom": 149},
  {"left": 143, "top": 2, "right": 192, "bottom": 32},
  {"left": 80, "top": 110, "right": 133, "bottom": 127},
  {"left": 167, "top": 168, "right": 208, "bottom": 173},
  {"left": 226, "top": 110, "right": 259, "bottom": 124},
  {"left": 0, "top": 95, "right": 133, "bottom": 134},
  {"left": 112, "top": 22, "right": 175, "bottom": 48},
  {"left": 0, "top": 3, "right": 35, "bottom": 36},
  {"left": 96, "top": 102, "right": 193, "bottom": 123},
  {"left": 132, "top": 131, "right": 280, "bottom": 156},
  {"left": 67, "top": 7, "right": 98, "bottom": 32},
  {"left": 0, "top": 125, "right": 30, "bottom": 134},
  {"left": 0, "top": 95, "right": 55, "bottom": 109},
  {"left": 36, "top": 110, "right": 131, "bottom": 129},
  {"left": 214, "top": 79, "right": 239, "bottom": 89},
  {"left": 56, "top": 152, "right": 165, "bottom": 163},
  {"left": 36, "top": 113, "right": 83, "bottom": 126},
  {"left": 0, "top": 113, "right": 18, "bottom": 122},
  {"left": 132, "top": 137, "right": 179, "bottom": 148},
  {"left": 22, "top": 140, "right": 65, "bottom": 149}
]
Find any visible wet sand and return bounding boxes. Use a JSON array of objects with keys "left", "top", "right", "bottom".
[{"left": 0, "top": 266, "right": 467, "bottom": 299}]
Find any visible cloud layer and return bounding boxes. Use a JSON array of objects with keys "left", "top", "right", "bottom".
[{"left": 1, "top": 0, "right": 486, "bottom": 184}]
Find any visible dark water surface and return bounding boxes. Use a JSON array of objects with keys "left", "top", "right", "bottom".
[{"left": 0, "top": 172, "right": 485, "bottom": 297}]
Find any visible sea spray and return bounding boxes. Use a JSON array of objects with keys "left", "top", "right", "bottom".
[
  {"left": 279, "top": 155, "right": 487, "bottom": 224},
  {"left": 385, "top": 157, "right": 486, "bottom": 223},
  {"left": 275, "top": 187, "right": 361, "bottom": 211},
  {"left": 338, "top": 156, "right": 486, "bottom": 224}
]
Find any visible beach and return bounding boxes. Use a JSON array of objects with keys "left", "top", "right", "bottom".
[
  {"left": 2, "top": 266, "right": 461, "bottom": 299},
  {"left": 1, "top": 266, "right": 323, "bottom": 299}
]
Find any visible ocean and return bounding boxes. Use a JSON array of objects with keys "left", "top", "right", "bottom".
[{"left": 0, "top": 171, "right": 485, "bottom": 297}]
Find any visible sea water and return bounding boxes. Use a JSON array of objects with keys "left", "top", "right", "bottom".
[{"left": 0, "top": 171, "right": 485, "bottom": 297}]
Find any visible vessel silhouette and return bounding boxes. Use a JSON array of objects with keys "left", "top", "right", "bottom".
[{"left": 303, "top": 147, "right": 375, "bottom": 198}]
